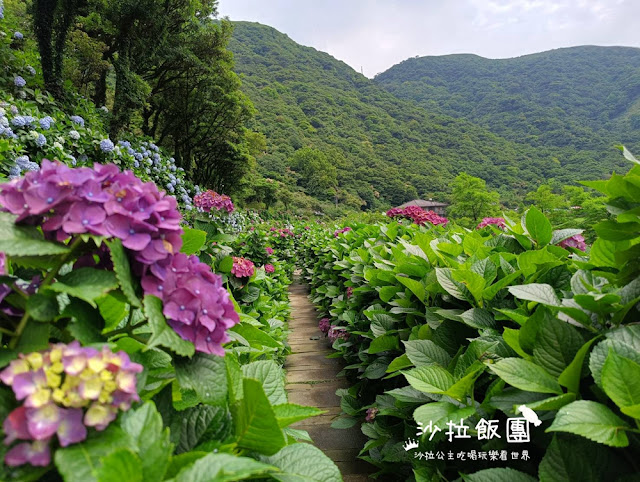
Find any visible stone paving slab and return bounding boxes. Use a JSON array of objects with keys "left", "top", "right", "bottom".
[{"left": 286, "top": 277, "right": 374, "bottom": 480}]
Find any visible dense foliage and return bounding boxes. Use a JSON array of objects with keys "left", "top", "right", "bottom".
[
  {"left": 299, "top": 151, "right": 640, "bottom": 481},
  {"left": 229, "top": 22, "right": 632, "bottom": 210}
]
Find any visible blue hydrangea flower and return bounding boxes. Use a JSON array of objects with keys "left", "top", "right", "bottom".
[
  {"left": 35, "top": 134, "right": 46, "bottom": 147},
  {"left": 11, "top": 116, "right": 26, "bottom": 127},
  {"left": 78, "top": 154, "right": 88, "bottom": 163},
  {"left": 23, "top": 116, "right": 35, "bottom": 126},
  {"left": 100, "top": 106, "right": 109, "bottom": 113},
  {"left": 150, "top": 143, "right": 159, "bottom": 152},
  {"left": 70, "top": 115, "right": 85, "bottom": 126},
  {"left": 69, "top": 156, "right": 77, "bottom": 166},
  {"left": 10, "top": 106, "right": 18, "bottom": 115},
  {"left": 26, "top": 66, "right": 36, "bottom": 75},
  {"left": 14, "top": 76, "right": 26, "bottom": 88},
  {"left": 153, "top": 153, "right": 160, "bottom": 161},
  {"left": 134, "top": 152, "right": 143, "bottom": 161},
  {"left": 39, "top": 116, "right": 54, "bottom": 130},
  {"left": 15, "top": 155, "right": 30, "bottom": 168},
  {"left": 13, "top": 31, "right": 23, "bottom": 40},
  {"left": 133, "top": 160, "right": 140, "bottom": 168},
  {"left": 9, "top": 165, "right": 21, "bottom": 179},
  {"left": 118, "top": 140, "right": 131, "bottom": 148},
  {"left": 0, "top": 117, "right": 7, "bottom": 127},
  {"left": 24, "top": 161, "right": 39, "bottom": 171},
  {"left": 100, "top": 139, "right": 115, "bottom": 153},
  {"left": 69, "top": 130, "right": 80, "bottom": 140}
]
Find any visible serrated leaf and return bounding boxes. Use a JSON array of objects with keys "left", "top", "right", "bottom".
[
  {"left": 273, "top": 403, "right": 325, "bottom": 427},
  {"left": 107, "top": 239, "right": 141, "bottom": 307},
  {"left": 602, "top": 350, "right": 640, "bottom": 410},
  {"left": 533, "top": 316, "right": 584, "bottom": 377},
  {"left": 172, "top": 453, "right": 276, "bottom": 482},
  {"left": 180, "top": 228, "right": 207, "bottom": 255},
  {"left": 435, "top": 268, "right": 466, "bottom": 300},
  {"left": 396, "top": 275, "right": 425, "bottom": 302},
  {"left": 508, "top": 283, "right": 560, "bottom": 306},
  {"left": 403, "top": 340, "right": 451, "bottom": 368},
  {"left": 546, "top": 400, "right": 629, "bottom": 447},
  {"left": 242, "top": 360, "right": 287, "bottom": 405},
  {"left": 489, "top": 358, "right": 562, "bottom": 394},
  {"left": 369, "top": 334, "right": 399, "bottom": 354},
  {"left": 144, "top": 295, "right": 194, "bottom": 357},
  {"left": 48, "top": 268, "right": 118, "bottom": 308},
  {"left": 95, "top": 449, "right": 142, "bottom": 482},
  {"left": 403, "top": 365, "right": 454, "bottom": 394},
  {"left": 97, "top": 291, "right": 128, "bottom": 332},
  {"left": 175, "top": 353, "right": 227, "bottom": 406},
  {"left": 462, "top": 468, "right": 537, "bottom": 482},
  {"left": 0, "top": 212, "right": 69, "bottom": 256},
  {"left": 558, "top": 337, "right": 599, "bottom": 394},
  {"left": 589, "top": 326, "right": 640, "bottom": 387},
  {"left": 26, "top": 292, "right": 59, "bottom": 322},
  {"left": 263, "top": 443, "right": 341, "bottom": 482},
  {"left": 459, "top": 308, "right": 496, "bottom": 330},
  {"left": 519, "top": 393, "right": 575, "bottom": 411},
  {"left": 539, "top": 435, "right": 611, "bottom": 482},
  {"left": 525, "top": 206, "right": 552, "bottom": 246}
]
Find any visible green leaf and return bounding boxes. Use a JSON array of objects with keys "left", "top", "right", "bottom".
[
  {"left": 462, "top": 468, "right": 537, "bottom": 482},
  {"left": 0, "top": 212, "right": 70, "bottom": 256},
  {"left": 175, "top": 353, "right": 227, "bottom": 406},
  {"left": 273, "top": 403, "right": 325, "bottom": 427},
  {"left": 233, "top": 378, "right": 286, "bottom": 455},
  {"left": 403, "top": 365, "right": 454, "bottom": 394},
  {"left": 617, "top": 145, "right": 640, "bottom": 164},
  {"left": 369, "top": 334, "right": 399, "bottom": 354},
  {"left": 165, "top": 452, "right": 207, "bottom": 479},
  {"left": 489, "top": 358, "right": 562, "bottom": 394},
  {"left": 379, "top": 285, "right": 401, "bottom": 302},
  {"left": 594, "top": 221, "right": 639, "bottom": 241},
  {"left": 396, "top": 275, "right": 425, "bottom": 302},
  {"left": 218, "top": 256, "right": 234, "bottom": 273},
  {"left": 520, "top": 393, "right": 575, "bottom": 411},
  {"left": 54, "top": 426, "right": 134, "bottom": 482},
  {"left": 525, "top": 206, "right": 553, "bottom": 246},
  {"left": 386, "top": 354, "right": 413, "bottom": 372},
  {"left": 172, "top": 453, "right": 276, "bottom": 482},
  {"left": 435, "top": 268, "right": 466, "bottom": 300},
  {"left": 602, "top": 351, "right": 640, "bottom": 410},
  {"left": 16, "top": 322, "right": 49, "bottom": 352},
  {"left": 459, "top": 308, "right": 497, "bottom": 330},
  {"left": 546, "top": 400, "right": 629, "bottom": 447},
  {"left": 414, "top": 402, "right": 475, "bottom": 436},
  {"left": 175, "top": 405, "right": 228, "bottom": 453},
  {"left": 97, "top": 291, "right": 128, "bottom": 333},
  {"left": 230, "top": 323, "right": 281, "bottom": 349},
  {"left": 502, "top": 328, "right": 530, "bottom": 359},
  {"left": 444, "top": 362, "right": 486, "bottom": 401},
  {"left": 589, "top": 326, "right": 640, "bottom": 387},
  {"left": 241, "top": 360, "right": 287, "bottom": 405},
  {"left": 95, "top": 449, "right": 142, "bottom": 482},
  {"left": 144, "top": 295, "right": 194, "bottom": 357},
  {"left": 403, "top": 340, "right": 451, "bottom": 368},
  {"left": 451, "top": 269, "right": 486, "bottom": 304},
  {"left": 263, "top": 443, "right": 341, "bottom": 482},
  {"left": 590, "top": 239, "right": 629, "bottom": 268},
  {"left": 508, "top": 283, "right": 560, "bottom": 306},
  {"left": 539, "top": 435, "right": 611, "bottom": 482},
  {"left": 532, "top": 316, "right": 584, "bottom": 377},
  {"left": 26, "top": 292, "right": 59, "bottom": 322},
  {"left": 120, "top": 402, "right": 172, "bottom": 481},
  {"left": 47, "top": 268, "right": 117, "bottom": 308},
  {"left": 550, "top": 229, "right": 583, "bottom": 246},
  {"left": 558, "top": 337, "right": 599, "bottom": 393},
  {"left": 180, "top": 228, "right": 207, "bottom": 255},
  {"left": 107, "top": 239, "right": 141, "bottom": 308}
]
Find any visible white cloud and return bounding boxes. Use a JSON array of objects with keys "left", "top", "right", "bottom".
[{"left": 218, "top": 0, "right": 640, "bottom": 77}]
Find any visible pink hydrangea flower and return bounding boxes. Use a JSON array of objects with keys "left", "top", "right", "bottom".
[
  {"left": 318, "top": 318, "right": 331, "bottom": 334},
  {"left": 333, "top": 226, "right": 352, "bottom": 237},
  {"left": 231, "top": 256, "right": 255, "bottom": 279},
  {"left": 365, "top": 407, "right": 379, "bottom": 422},
  {"left": 265, "top": 247, "right": 274, "bottom": 255},
  {"left": 0, "top": 343, "right": 142, "bottom": 466},
  {"left": 193, "top": 190, "right": 234, "bottom": 213},
  {"left": 141, "top": 253, "right": 239, "bottom": 356},
  {"left": 386, "top": 206, "right": 448, "bottom": 226},
  {"left": 477, "top": 217, "right": 506, "bottom": 229},
  {"left": 264, "top": 264, "right": 275, "bottom": 273},
  {"left": 558, "top": 234, "right": 586, "bottom": 251},
  {"left": 328, "top": 326, "right": 349, "bottom": 343},
  {"left": 346, "top": 287, "right": 354, "bottom": 298}
]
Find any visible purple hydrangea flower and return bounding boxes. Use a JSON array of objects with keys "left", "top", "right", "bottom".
[
  {"left": 328, "top": 326, "right": 350, "bottom": 343},
  {"left": 558, "top": 234, "right": 587, "bottom": 252},
  {"left": 264, "top": 263, "right": 275, "bottom": 273},
  {"left": 477, "top": 217, "right": 506, "bottom": 229},
  {"left": 231, "top": 257, "right": 255, "bottom": 278},
  {"left": 365, "top": 407, "right": 379, "bottom": 422},
  {"left": 14, "top": 31, "right": 24, "bottom": 40},
  {"left": 193, "top": 190, "right": 234, "bottom": 213},
  {"left": 318, "top": 318, "right": 330, "bottom": 334},
  {"left": 14, "top": 76, "right": 26, "bottom": 88}
]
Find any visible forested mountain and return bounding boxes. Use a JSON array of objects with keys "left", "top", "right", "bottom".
[
  {"left": 228, "top": 23, "right": 631, "bottom": 209},
  {"left": 375, "top": 46, "right": 640, "bottom": 152}
]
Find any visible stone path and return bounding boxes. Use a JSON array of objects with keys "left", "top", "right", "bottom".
[{"left": 285, "top": 278, "right": 374, "bottom": 481}]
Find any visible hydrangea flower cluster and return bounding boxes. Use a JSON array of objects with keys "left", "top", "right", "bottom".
[
  {"left": 333, "top": 226, "right": 352, "bottom": 237},
  {"left": 264, "top": 264, "right": 275, "bottom": 274},
  {"left": 318, "top": 318, "right": 331, "bottom": 334},
  {"left": 231, "top": 256, "right": 255, "bottom": 278},
  {"left": 558, "top": 234, "right": 586, "bottom": 251},
  {"left": 69, "top": 115, "right": 85, "bottom": 127},
  {"left": 0, "top": 160, "right": 183, "bottom": 267},
  {"left": 346, "top": 286, "right": 354, "bottom": 298},
  {"left": 0, "top": 342, "right": 142, "bottom": 467},
  {"left": 14, "top": 76, "right": 26, "bottom": 88},
  {"left": 194, "top": 190, "right": 234, "bottom": 213},
  {"left": 365, "top": 407, "right": 379, "bottom": 422},
  {"left": 328, "top": 326, "right": 350, "bottom": 343},
  {"left": 13, "top": 31, "right": 23, "bottom": 40},
  {"left": 100, "top": 139, "right": 115, "bottom": 153},
  {"left": 141, "top": 254, "right": 239, "bottom": 355},
  {"left": 265, "top": 246, "right": 274, "bottom": 255},
  {"left": 386, "top": 206, "right": 449, "bottom": 226},
  {"left": 477, "top": 217, "right": 506, "bottom": 229},
  {"left": 39, "top": 116, "right": 54, "bottom": 130}
]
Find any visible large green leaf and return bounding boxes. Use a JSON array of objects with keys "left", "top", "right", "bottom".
[
  {"left": 273, "top": 403, "right": 325, "bottom": 428},
  {"left": 121, "top": 402, "right": 172, "bottom": 481},
  {"left": 435, "top": 268, "right": 466, "bottom": 300},
  {"left": 263, "top": 443, "right": 342, "bottom": 482},
  {"left": 403, "top": 340, "right": 451, "bottom": 368},
  {"left": 144, "top": 295, "right": 195, "bottom": 357},
  {"left": 241, "top": 360, "right": 287, "bottom": 405},
  {"left": 589, "top": 326, "right": 640, "bottom": 387},
  {"left": 171, "top": 453, "right": 276, "bottom": 482},
  {"left": 180, "top": 228, "right": 207, "bottom": 255},
  {"left": 601, "top": 350, "right": 640, "bottom": 410},
  {"left": 107, "top": 239, "right": 141, "bottom": 307},
  {"left": 369, "top": 334, "right": 399, "bottom": 354},
  {"left": 0, "top": 212, "right": 69, "bottom": 256},
  {"left": 444, "top": 362, "right": 486, "bottom": 401},
  {"left": 539, "top": 435, "right": 611, "bottom": 482},
  {"left": 54, "top": 426, "right": 134, "bottom": 482},
  {"left": 508, "top": 283, "right": 560, "bottom": 306},
  {"left": 175, "top": 353, "right": 227, "bottom": 406},
  {"left": 396, "top": 275, "right": 425, "bottom": 302},
  {"left": 550, "top": 229, "right": 583, "bottom": 246},
  {"left": 97, "top": 291, "right": 128, "bottom": 332},
  {"left": 546, "top": 400, "right": 629, "bottom": 447},
  {"left": 525, "top": 206, "right": 552, "bottom": 246},
  {"left": 489, "top": 358, "right": 562, "bottom": 394},
  {"left": 48, "top": 268, "right": 118, "bottom": 308},
  {"left": 26, "top": 292, "right": 59, "bottom": 322},
  {"left": 532, "top": 316, "right": 584, "bottom": 377},
  {"left": 558, "top": 337, "right": 599, "bottom": 394},
  {"left": 233, "top": 378, "right": 286, "bottom": 455},
  {"left": 95, "top": 449, "right": 143, "bottom": 482},
  {"left": 231, "top": 323, "right": 281, "bottom": 349},
  {"left": 403, "top": 365, "right": 454, "bottom": 394}
]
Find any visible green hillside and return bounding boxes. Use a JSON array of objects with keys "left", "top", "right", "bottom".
[
  {"left": 228, "top": 24, "right": 631, "bottom": 209},
  {"left": 374, "top": 46, "right": 640, "bottom": 152}
]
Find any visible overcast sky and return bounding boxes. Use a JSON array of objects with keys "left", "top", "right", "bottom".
[{"left": 217, "top": 0, "right": 639, "bottom": 77}]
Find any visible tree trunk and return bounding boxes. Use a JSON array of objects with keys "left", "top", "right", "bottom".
[{"left": 33, "top": 0, "right": 58, "bottom": 95}]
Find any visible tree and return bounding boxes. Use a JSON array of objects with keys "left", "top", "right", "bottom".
[
  {"left": 288, "top": 148, "right": 337, "bottom": 198},
  {"left": 525, "top": 184, "right": 566, "bottom": 213},
  {"left": 448, "top": 173, "right": 500, "bottom": 224}
]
